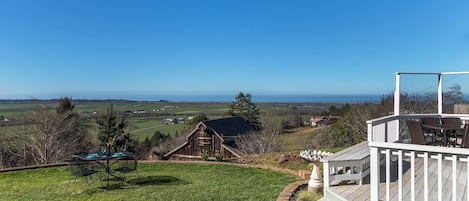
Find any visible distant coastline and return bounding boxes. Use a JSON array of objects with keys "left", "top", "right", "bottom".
[{"left": 0, "top": 94, "right": 382, "bottom": 104}]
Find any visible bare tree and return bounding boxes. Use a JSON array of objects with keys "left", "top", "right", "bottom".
[
  {"left": 0, "top": 129, "right": 26, "bottom": 168},
  {"left": 235, "top": 131, "right": 280, "bottom": 155},
  {"left": 400, "top": 92, "right": 438, "bottom": 114},
  {"left": 151, "top": 135, "right": 186, "bottom": 159},
  {"left": 234, "top": 114, "right": 281, "bottom": 155},
  {"left": 21, "top": 107, "right": 92, "bottom": 164}
]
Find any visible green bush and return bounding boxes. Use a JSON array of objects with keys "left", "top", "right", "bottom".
[
  {"left": 215, "top": 153, "right": 223, "bottom": 162},
  {"left": 201, "top": 151, "right": 209, "bottom": 161},
  {"left": 297, "top": 190, "right": 322, "bottom": 201}
]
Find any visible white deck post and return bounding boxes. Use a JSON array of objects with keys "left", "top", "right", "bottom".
[
  {"left": 438, "top": 73, "right": 443, "bottom": 115},
  {"left": 394, "top": 73, "right": 401, "bottom": 142},
  {"left": 395, "top": 72, "right": 400, "bottom": 116},
  {"left": 368, "top": 121, "right": 373, "bottom": 141},
  {"left": 370, "top": 146, "right": 380, "bottom": 201}
]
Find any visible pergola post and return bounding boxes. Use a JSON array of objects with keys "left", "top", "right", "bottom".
[
  {"left": 438, "top": 73, "right": 443, "bottom": 115},
  {"left": 394, "top": 72, "right": 400, "bottom": 116}
]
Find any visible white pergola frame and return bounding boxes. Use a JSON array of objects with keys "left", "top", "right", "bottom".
[{"left": 394, "top": 72, "right": 469, "bottom": 115}]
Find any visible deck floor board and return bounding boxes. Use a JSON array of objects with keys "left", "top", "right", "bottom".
[{"left": 326, "top": 155, "right": 468, "bottom": 201}]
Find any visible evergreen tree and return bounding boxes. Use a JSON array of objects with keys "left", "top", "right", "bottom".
[
  {"left": 228, "top": 92, "right": 262, "bottom": 131},
  {"left": 56, "top": 97, "right": 75, "bottom": 115},
  {"left": 96, "top": 105, "right": 131, "bottom": 152}
]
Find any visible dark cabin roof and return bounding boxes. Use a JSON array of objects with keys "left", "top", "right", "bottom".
[{"left": 202, "top": 116, "right": 254, "bottom": 138}]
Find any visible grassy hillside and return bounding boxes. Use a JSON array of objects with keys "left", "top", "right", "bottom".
[
  {"left": 0, "top": 100, "right": 339, "bottom": 144},
  {"left": 278, "top": 127, "right": 320, "bottom": 152}
]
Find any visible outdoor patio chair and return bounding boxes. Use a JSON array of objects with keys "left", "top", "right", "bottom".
[
  {"left": 406, "top": 120, "right": 443, "bottom": 146},
  {"left": 441, "top": 117, "right": 463, "bottom": 135},
  {"left": 456, "top": 124, "right": 469, "bottom": 148},
  {"left": 420, "top": 117, "right": 442, "bottom": 135},
  {"left": 66, "top": 155, "right": 101, "bottom": 191}
]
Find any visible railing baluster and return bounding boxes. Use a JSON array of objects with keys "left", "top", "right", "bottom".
[
  {"left": 424, "top": 152, "right": 429, "bottom": 201},
  {"left": 438, "top": 153, "right": 443, "bottom": 201},
  {"left": 386, "top": 149, "right": 391, "bottom": 201},
  {"left": 452, "top": 155, "right": 457, "bottom": 201},
  {"left": 367, "top": 114, "right": 469, "bottom": 201},
  {"left": 411, "top": 151, "right": 415, "bottom": 201},
  {"left": 467, "top": 157, "right": 469, "bottom": 201},
  {"left": 398, "top": 150, "right": 403, "bottom": 201}
]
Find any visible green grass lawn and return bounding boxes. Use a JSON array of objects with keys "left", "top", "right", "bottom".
[
  {"left": 0, "top": 162, "right": 299, "bottom": 201},
  {"left": 129, "top": 120, "right": 185, "bottom": 140}
]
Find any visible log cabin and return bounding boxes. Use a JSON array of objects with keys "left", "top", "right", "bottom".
[{"left": 164, "top": 116, "right": 254, "bottom": 160}]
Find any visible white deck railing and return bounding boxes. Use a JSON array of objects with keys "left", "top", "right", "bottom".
[{"left": 368, "top": 114, "right": 469, "bottom": 201}]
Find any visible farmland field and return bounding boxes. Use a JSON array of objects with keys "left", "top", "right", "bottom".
[{"left": 0, "top": 100, "right": 340, "bottom": 142}]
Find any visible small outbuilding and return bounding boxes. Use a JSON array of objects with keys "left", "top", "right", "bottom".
[{"left": 164, "top": 116, "right": 254, "bottom": 160}]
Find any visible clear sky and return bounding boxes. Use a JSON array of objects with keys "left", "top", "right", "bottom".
[{"left": 1, "top": 0, "right": 469, "bottom": 100}]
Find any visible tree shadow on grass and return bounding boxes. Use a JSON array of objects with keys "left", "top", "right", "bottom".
[
  {"left": 84, "top": 175, "right": 188, "bottom": 194},
  {"left": 128, "top": 175, "right": 189, "bottom": 186}
]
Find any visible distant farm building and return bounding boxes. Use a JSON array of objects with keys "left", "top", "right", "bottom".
[
  {"left": 159, "top": 106, "right": 176, "bottom": 111},
  {"left": 163, "top": 117, "right": 186, "bottom": 124},
  {"left": 163, "top": 118, "right": 175, "bottom": 124},
  {"left": 0, "top": 117, "right": 17, "bottom": 127},
  {"left": 133, "top": 110, "right": 146, "bottom": 114},
  {"left": 164, "top": 116, "right": 254, "bottom": 160},
  {"left": 454, "top": 104, "right": 469, "bottom": 114},
  {"left": 310, "top": 116, "right": 340, "bottom": 127}
]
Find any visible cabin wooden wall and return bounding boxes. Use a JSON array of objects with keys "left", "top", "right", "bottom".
[{"left": 173, "top": 124, "right": 230, "bottom": 158}]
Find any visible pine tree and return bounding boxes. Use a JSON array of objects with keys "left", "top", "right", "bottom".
[
  {"left": 228, "top": 92, "right": 262, "bottom": 131},
  {"left": 96, "top": 105, "right": 131, "bottom": 152},
  {"left": 56, "top": 97, "right": 75, "bottom": 115}
]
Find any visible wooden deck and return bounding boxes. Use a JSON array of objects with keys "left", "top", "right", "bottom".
[{"left": 325, "top": 156, "right": 469, "bottom": 201}]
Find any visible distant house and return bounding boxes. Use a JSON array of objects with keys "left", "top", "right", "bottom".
[
  {"left": 310, "top": 117, "right": 327, "bottom": 127},
  {"left": 159, "top": 106, "right": 176, "bottom": 111},
  {"left": 164, "top": 116, "right": 254, "bottom": 160},
  {"left": 133, "top": 110, "right": 146, "bottom": 115},
  {"left": 163, "top": 118, "right": 175, "bottom": 124},
  {"left": 454, "top": 104, "right": 469, "bottom": 114},
  {"left": 310, "top": 116, "right": 340, "bottom": 127},
  {"left": 0, "top": 117, "right": 16, "bottom": 127}
]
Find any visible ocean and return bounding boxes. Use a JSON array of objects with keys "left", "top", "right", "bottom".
[{"left": 128, "top": 94, "right": 382, "bottom": 103}]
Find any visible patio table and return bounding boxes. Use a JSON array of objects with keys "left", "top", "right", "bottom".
[
  {"left": 79, "top": 152, "right": 133, "bottom": 188},
  {"left": 422, "top": 123, "right": 465, "bottom": 146}
]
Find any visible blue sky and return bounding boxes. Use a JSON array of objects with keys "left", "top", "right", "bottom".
[{"left": 1, "top": 0, "right": 469, "bottom": 100}]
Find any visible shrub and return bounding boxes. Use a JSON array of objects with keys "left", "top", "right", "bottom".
[
  {"left": 215, "top": 153, "right": 223, "bottom": 162},
  {"left": 297, "top": 191, "right": 322, "bottom": 201},
  {"left": 201, "top": 151, "right": 209, "bottom": 161}
]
